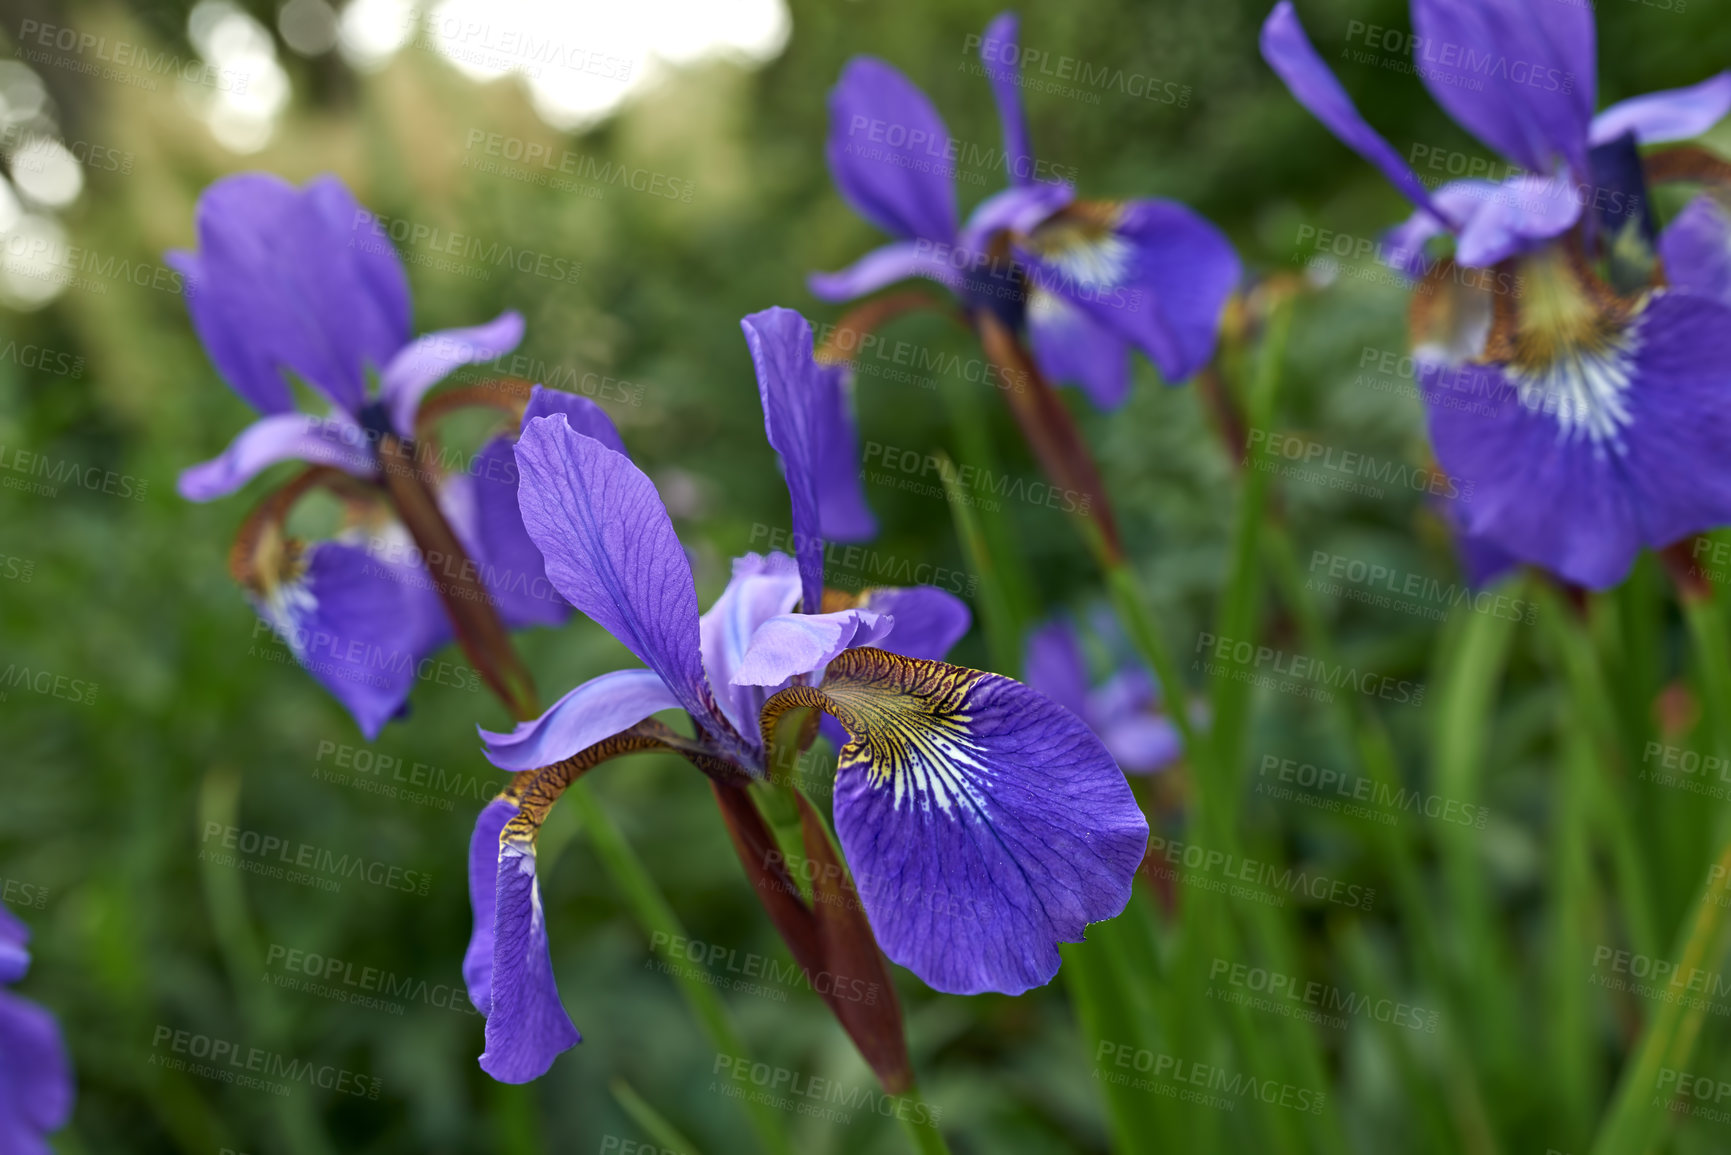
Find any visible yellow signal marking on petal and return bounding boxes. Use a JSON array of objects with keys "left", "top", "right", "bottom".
[{"left": 1023, "top": 202, "right": 1132, "bottom": 291}]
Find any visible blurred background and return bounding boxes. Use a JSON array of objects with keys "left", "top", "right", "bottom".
[{"left": 2, "top": 0, "right": 1729, "bottom": 1150}]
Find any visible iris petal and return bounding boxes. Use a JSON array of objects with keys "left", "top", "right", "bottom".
[
  {"left": 856, "top": 587, "right": 971, "bottom": 662},
  {"left": 1023, "top": 622, "right": 1091, "bottom": 721},
  {"left": 464, "top": 796, "right": 517, "bottom": 1012},
  {"left": 826, "top": 58, "right": 959, "bottom": 243},
  {"left": 379, "top": 311, "right": 525, "bottom": 438},
  {"left": 479, "top": 669, "right": 683, "bottom": 772},
  {"left": 1660, "top": 196, "right": 1731, "bottom": 309},
  {"left": 480, "top": 839, "right": 581, "bottom": 1082},
  {"left": 178, "top": 413, "right": 376, "bottom": 501},
  {"left": 1590, "top": 71, "right": 1731, "bottom": 147},
  {"left": 0, "top": 989, "right": 73, "bottom": 1151},
  {"left": 808, "top": 241, "right": 967, "bottom": 303},
  {"left": 700, "top": 553, "right": 805, "bottom": 739},
  {"left": 978, "top": 12, "right": 1034, "bottom": 186},
  {"left": 731, "top": 608, "right": 893, "bottom": 688},
  {"left": 1025, "top": 288, "right": 1133, "bottom": 409}
]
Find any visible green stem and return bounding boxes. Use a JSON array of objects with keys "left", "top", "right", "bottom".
[{"left": 895, "top": 1083, "right": 956, "bottom": 1155}]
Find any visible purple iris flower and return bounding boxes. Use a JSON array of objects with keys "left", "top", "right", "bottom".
[
  {"left": 0, "top": 910, "right": 72, "bottom": 1154},
  {"left": 811, "top": 12, "right": 1240, "bottom": 409},
  {"left": 463, "top": 307, "right": 1149, "bottom": 1082},
  {"left": 1025, "top": 619, "right": 1182, "bottom": 774},
  {"left": 1262, "top": 0, "right": 1731, "bottom": 589},
  {"left": 174, "top": 172, "right": 612, "bottom": 736}
]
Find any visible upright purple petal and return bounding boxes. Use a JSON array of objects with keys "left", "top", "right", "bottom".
[
  {"left": 1410, "top": 0, "right": 1596, "bottom": 177},
  {"left": 731, "top": 608, "right": 893, "bottom": 688},
  {"left": 1589, "top": 71, "right": 1731, "bottom": 147},
  {"left": 740, "top": 307, "right": 833, "bottom": 612},
  {"left": 0, "top": 990, "right": 73, "bottom": 1154},
  {"left": 817, "top": 649, "right": 1148, "bottom": 995},
  {"left": 178, "top": 413, "right": 376, "bottom": 501},
  {"left": 1023, "top": 621, "right": 1090, "bottom": 720},
  {"left": 826, "top": 58, "right": 959, "bottom": 243},
  {"left": 380, "top": 311, "right": 526, "bottom": 438},
  {"left": 979, "top": 12, "right": 1035, "bottom": 186},
  {"left": 1025, "top": 288, "right": 1133, "bottom": 408},
  {"left": 465, "top": 796, "right": 518, "bottom": 1012},
  {"left": 479, "top": 669, "right": 682, "bottom": 772},
  {"left": 481, "top": 840, "right": 581, "bottom": 1082},
  {"left": 813, "top": 363, "right": 878, "bottom": 542},
  {"left": 1661, "top": 196, "right": 1731, "bottom": 309},
  {"left": 700, "top": 553, "right": 804, "bottom": 739},
  {"left": 513, "top": 415, "right": 714, "bottom": 725},
  {"left": 857, "top": 586, "right": 971, "bottom": 661},
  {"left": 1259, "top": 2, "right": 1446, "bottom": 219}
]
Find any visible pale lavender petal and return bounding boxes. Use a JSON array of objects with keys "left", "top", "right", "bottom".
[
  {"left": 1451, "top": 174, "right": 1583, "bottom": 268},
  {"left": 481, "top": 842, "right": 580, "bottom": 1082},
  {"left": 731, "top": 609, "right": 893, "bottom": 687},
  {"left": 1023, "top": 621, "right": 1090, "bottom": 720},
  {"left": 823, "top": 652, "right": 1148, "bottom": 995},
  {"left": 513, "top": 414, "right": 713, "bottom": 724},
  {"left": 1259, "top": 2, "right": 1446, "bottom": 218},
  {"left": 700, "top": 553, "right": 804, "bottom": 739},
  {"left": 0, "top": 990, "right": 73, "bottom": 1151},
  {"left": 381, "top": 311, "right": 526, "bottom": 437},
  {"left": 1590, "top": 72, "right": 1731, "bottom": 147},
  {"left": 1661, "top": 196, "right": 1731, "bottom": 309},
  {"left": 465, "top": 796, "right": 517, "bottom": 1012},
  {"left": 826, "top": 58, "right": 959, "bottom": 243},
  {"left": 1097, "top": 714, "right": 1181, "bottom": 775},
  {"left": 856, "top": 586, "right": 971, "bottom": 661},
  {"left": 808, "top": 241, "right": 965, "bottom": 304},
  {"left": 979, "top": 12, "right": 1034, "bottom": 185},
  {"left": 178, "top": 412, "right": 375, "bottom": 501},
  {"left": 1410, "top": 0, "right": 1596, "bottom": 177},
  {"left": 1025, "top": 288, "right": 1132, "bottom": 409},
  {"left": 479, "top": 669, "right": 682, "bottom": 772},
  {"left": 960, "top": 182, "right": 1075, "bottom": 250}
]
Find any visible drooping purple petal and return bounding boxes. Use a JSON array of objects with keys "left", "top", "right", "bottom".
[
  {"left": 740, "top": 307, "right": 832, "bottom": 612},
  {"left": 856, "top": 586, "right": 971, "bottom": 661},
  {"left": 177, "top": 172, "right": 411, "bottom": 417},
  {"left": 826, "top": 58, "right": 959, "bottom": 243},
  {"left": 513, "top": 414, "right": 714, "bottom": 725},
  {"left": 1590, "top": 71, "right": 1731, "bottom": 147},
  {"left": 1410, "top": 0, "right": 1596, "bottom": 178},
  {"left": 479, "top": 669, "right": 682, "bottom": 772},
  {"left": 480, "top": 840, "right": 580, "bottom": 1082},
  {"left": 979, "top": 12, "right": 1034, "bottom": 186},
  {"left": 0, "top": 989, "right": 73, "bottom": 1154},
  {"left": 380, "top": 311, "right": 526, "bottom": 438},
  {"left": 1259, "top": 2, "right": 1447, "bottom": 219},
  {"left": 178, "top": 412, "right": 377, "bottom": 501},
  {"left": 808, "top": 241, "right": 968, "bottom": 303},
  {"left": 1020, "top": 199, "right": 1240, "bottom": 384},
  {"left": 1025, "top": 288, "right": 1132, "bottom": 408},
  {"left": 1450, "top": 174, "right": 1583, "bottom": 269},
  {"left": 700, "top": 553, "right": 804, "bottom": 739},
  {"left": 1661, "top": 196, "right": 1731, "bottom": 309},
  {"left": 1023, "top": 621, "right": 1090, "bottom": 720},
  {"left": 464, "top": 796, "right": 518, "bottom": 1012},
  {"left": 1423, "top": 292, "right": 1731, "bottom": 589},
  {"left": 732, "top": 608, "right": 893, "bottom": 688},
  {"left": 819, "top": 649, "right": 1148, "bottom": 995}
]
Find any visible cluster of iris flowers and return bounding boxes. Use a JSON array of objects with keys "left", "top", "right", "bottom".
[{"left": 10, "top": 0, "right": 1722, "bottom": 1149}]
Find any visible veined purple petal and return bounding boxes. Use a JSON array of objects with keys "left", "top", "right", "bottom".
[
  {"left": 809, "top": 241, "right": 967, "bottom": 303},
  {"left": 1450, "top": 174, "right": 1583, "bottom": 268},
  {"left": 1023, "top": 621, "right": 1090, "bottom": 720},
  {"left": 1661, "top": 196, "right": 1731, "bottom": 309},
  {"left": 856, "top": 586, "right": 971, "bottom": 661},
  {"left": 380, "top": 311, "right": 526, "bottom": 438},
  {"left": 740, "top": 307, "right": 832, "bottom": 613},
  {"left": 827, "top": 58, "right": 959, "bottom": 243},
  {"left": 1259, "top": 2, "right": 1446, "bottom": 219},
  {"left": 1410, "top": 0, "right": 1596, "bottom": 178},
  {"left": 1025, "top": 288, "right": 1132, "bottom": 408},
  {"left": 479, "top": 669, "right": 682, "bottom": 772},
  {"left": 178, "top": 173, "right": 411, "bottom": 417},
  {"left": 513, "top": 414, "right": 714, "bottom": 725},
  {"left": 523, "top": 385, "right": 628, "bottom": 454},
  {"left": 1424, "top": 292, "right": 1731, "bottom": 589},
  {"left": 818, "top": 649, "right": 1148, "bottom": 995},
  {"left": 978, "top": 12, "right": 1034, "bottom": 186},
  {"left": 1021, "top": 199, "right": 1240, "bottom": 384},
  {"left": 701, "top": 553, "right": 804, "bottom": 739},
  {"left": 465, "top": 796, "right": 517, "bottom": 1012},
  {"left": 0, "top": 989, "right": 73, "bottom": 1153},
  {"left": 1590, "top": 71, "right": 1731, "bottom": 147},
  {"left": 178, "top": 412, "right": 376, "bottom": 501},
  {"left": 732, "top": 608, "right": 893, "bottom": 688},
  {"left": 480, "top": 840, "right": 580, "bottom": 1082}
]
